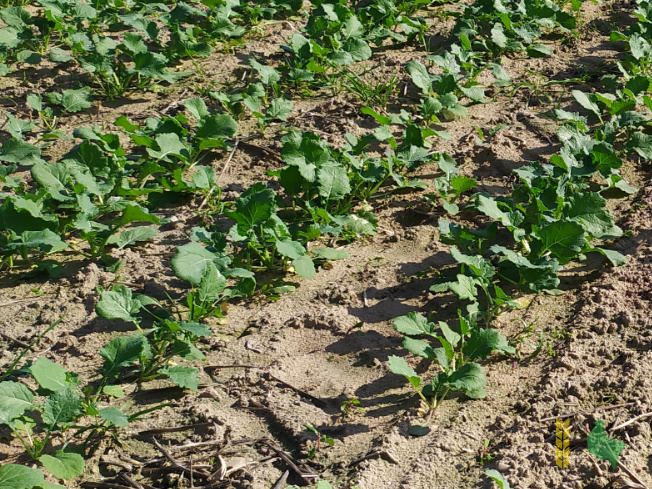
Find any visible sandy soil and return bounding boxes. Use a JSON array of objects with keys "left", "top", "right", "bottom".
[{"left": 1, "top": 1, "right": 652, "bottom": 488}]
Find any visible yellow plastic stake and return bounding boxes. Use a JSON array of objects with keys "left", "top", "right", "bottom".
[{"left": 555, "top": 418, "right": 570, "bottom": 469}]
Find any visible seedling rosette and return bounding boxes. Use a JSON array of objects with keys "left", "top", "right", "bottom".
[{"left": 388, "top": 311, "right": 514, "bottom": 412}]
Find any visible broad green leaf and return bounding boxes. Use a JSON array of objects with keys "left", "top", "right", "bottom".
[
  {"left": 226, "top": 183, "right": 276, "bottom": 232},
  {"left": 342, "top": 37, "right": 371, "bottom": 61},
  {"left": 5, "top": 112, "right": 35, "bottom": 138},
  {"left": 361, "top": 106, "right": 392, "bottom": 126},
  {"left": 402, "top": 337, "right": 434, "bottom": 359},
  {"left": 106, "top": 227, "right": 158, "bottom": 249},
  {"left": 0, "top": 138, "right": 41, "bottom": 164},
  {"left": 450, "top": 175, "right": 477, "bottom": 194},
  {"left": 336, "top": 213, "right": 376, "bottom": 235},
  {"left": 0, "top": 381, "right": 34, "bottom": 424},
  {"left": 249, "top": 58, "right": 280, "bottom": 85},
  {"left": 29, "top": 358, "right": 69, "bottom": 392},
  {"left": 121, "top": 32, "right": 147, "bottom": 54},
  {"left": 191, "top": 165, "right": 217, "bottom": 189},
  {"left": 387, "top": 355, "right": 421, "bottom": 389},
  {"left": 591, "top": 143, "right": 622, "bottom": 175},
  {"left": 491, "top": 23, "right": 507, "bottom": 48},
  {"left": 288, "top": 33, "right": 312, "bottom": 59},
  {"left": 537, "top": 220, "right": 585, "bottom": 261},
  {"left": 99, "top": 407, "right": 129, "bottom": 427},
  {"left": 17, "top": 50, "right": 41, "bottom": 64},
  {"left": 275, "top": 238, "right": 306, "bottom": 260},
  {"left": 131, "top": 52, "right": 172, "bottom": 79},
  {"left": 422, "top": 97, "right": 443, "bottom": 120},
  {"left": 197, "top": 114, "right": 238, "bottom": 139},
  {"left": 449, "top": 274, "right": 479, "bottom": 301},
  {"left": 49, "top": 47, "right": 72, "bottom": 63},
  {"left": 177, "top": 321, "right": 212, "bottom": 337},
  {"left": 463, "top": 328, "right": 514, "bottom": 360},
  {"left": 341, "top": 15, "right": 364, "bottom": 38},
  {"left": 42, "top": 387, "right": 83, "bottom": 428},
  {"left": 39, "top": 450, "right": 84, "bottom": 479},
  {"left": 393, "top": 312, "right": 434, "bottom": 336},
  {"left": 100, "top": 334, "right": 150, "bottom": 379},
  {"left": 526, "top": 43, "right": 553, "bottom": 58},
  {"left": 197, "top": 262, "right": 227, "bottom": 302},
  {"left": 490, "top": 246, "right": 561, "bottom": 292},
  {"left": 266, "top": 98, "right": 293, "bottom": 121},
  {"left": 565, "top": 193, "right": 619, "bottom": 237},
  {"left": 459, "top": 85, "right": 486, "bottom": 103},
  {"left": 587, "top": 419, "right": 625, "bottom": 469},
  {"left": 590, "top": 247, "right": 627, "bottom": 267},
  {"left": 428, "top": 51, "right": 460, "bottom": 74},
  {"left": 0, "top": 199, "right": 57, "bottom": 234},
  {"left": 47, "top": 88, "right": 92, "bottom": 113},
  {"left": 114, "top": 115, "right": 140, "bottom": 132},
  {"left": 31, "top": 162, "right": 70, "bottom": 201},
  {"left": 406, "top": 60, "right": 432, "bottom": 95},
  {"left": 438, "top": 321, "right": 461, "bottom": 349},
  {"left": 448, "top": 362, "right": 486, "bottom": 397},
  {"left": 433, "top": 347, "right": 451, "bottom": 371},
  {"left": 0, "top": 464, "right": 44, "bottom": 489},
  {"left": 183, "top": 98, "right": 209, "bottom": 120},
  {"left": 628, "top": 131, "right": 652, "bottom": 160},
  {"left": 147, "top": 133, "right": 189, "bottom": 161},
  {"left": 317, "top": 163, "right": 350, "bottom": 201},
  {"left": 5, "top": 230, "right": 68, "bottom": 254},
  {"left": 103, "top": 385, "right": 124, "bottom": 397},
  {"left": 40, "top": 482, "right": 66, "bottom": 489},
  {"left": 625, "top": 75, "right": 650, "bottom": 95},
  {"left": 291, "top": 255, "right": 316, "bottom": 278},
  {"left": 475, "top": 194, "right": 520, "bottom": 228},
  {"left": 159, "top": 365, "right": 199, "bottom": 390},
  {"left": 310, "top": 248, "right": 349, "bottom": 260},
  {"left": 26, "top": 94, "right": 43, "bottom": 112},
  {"left": 171, "top": 340, "right": 205, "bottom": 360},
  {"left": 486, "top": 469, "right": 511, "bottom": 489},
  {"left": 450, "top": 246, "right": 495, "bottom": 279},
  {"left": 441, "top": 100, "right": 464, "bottom": 121},
  {"left": 408, "top": 424, "right": 431, "bottom": 436},
  {"left": 172, "top": 242, "right": 228, "bottom": 285},
  {"left": 572, "top": 90, "right": 601, "bottom": 118},
  {"left": 95, "top": 285, "right": 141, "bottom": 323},
  {"left": 116, "top": 204, "right": 160, "bottom": 227},
  {"left": 0, "top": 7, "right": 30, "bottom": 27}
]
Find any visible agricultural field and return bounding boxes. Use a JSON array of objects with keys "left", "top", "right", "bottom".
[{"left": 2, "top": 0, "right": 652, "bottom": 487}]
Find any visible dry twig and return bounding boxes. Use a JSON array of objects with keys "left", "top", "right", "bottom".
[
  {"left": 539, "top": 402, "right": 635, "bottom": 422},
  {"left": 271, "top": 470, "right": 290, "bottom": 489},
  {"left": 611, "top": 411, "right": 652, "bottom": 432},
  {"left": 139, "top": 422, "right": 216, "bottom": 436},
  {"left": 198, "top": 139, "right": 239, "bottom": 211},
  {"left": 618, "top": 461, "right": 650, "bottom": 489},
  {"left": 268, "top": 373, "right": 327, "bottom": 408},
  {"left": 351, "top": 449, "right": 399, "bottom": 466},
  {"left": 262, "top": 440, "right": 318, "bottom": 482},
  {"left": 151, "top": 436, "right": 211, "bottom": 479}
]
